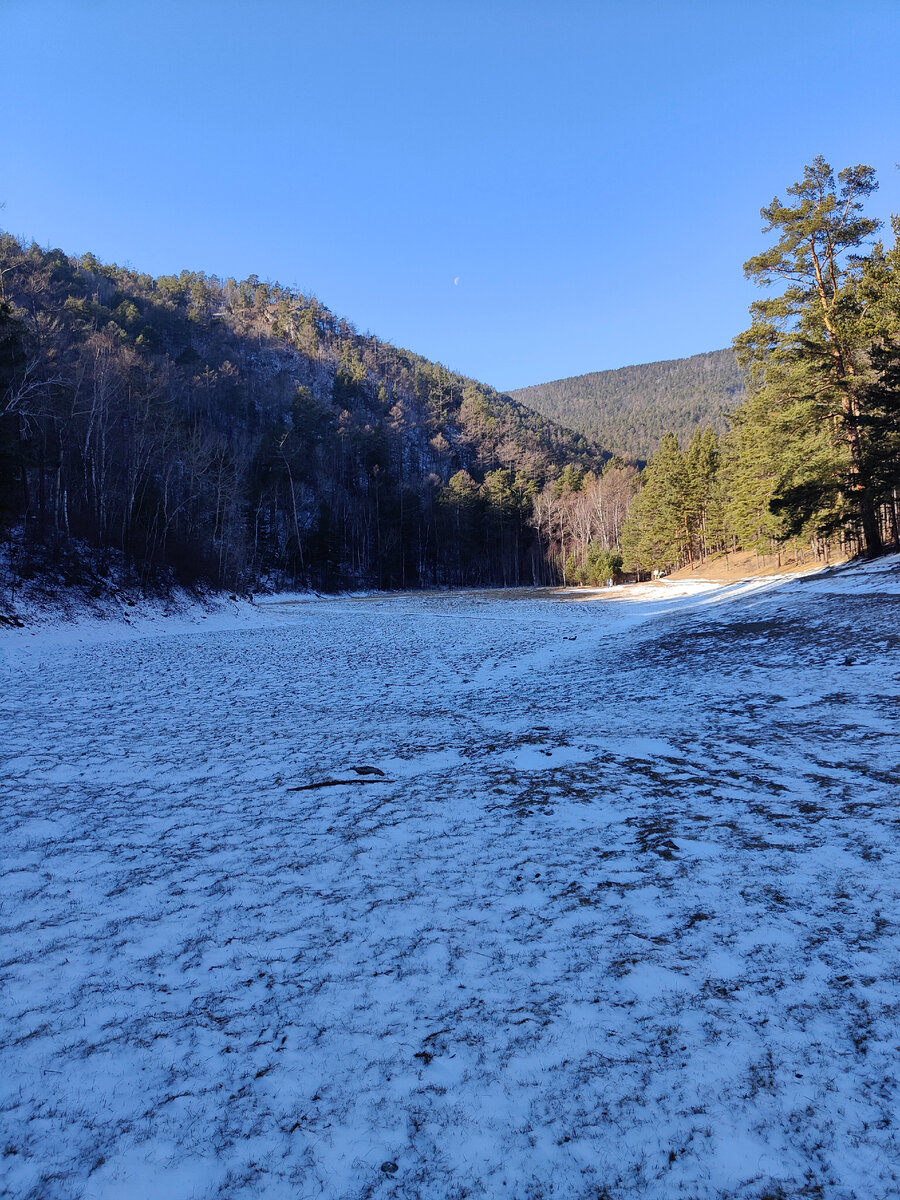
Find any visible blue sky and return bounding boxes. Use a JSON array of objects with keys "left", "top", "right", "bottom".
[{"left": 3, "top": 0, "right": 900, "bottom": 390}]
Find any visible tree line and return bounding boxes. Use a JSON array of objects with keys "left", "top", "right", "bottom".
[
  {"left": 618, "top": 159, "right": 900, "bottom": 575},
  {"left": 0, "top": 234, "right": 603, "bottom": 596},
  {"left": 2, "top": 157, "right": 898, "bottom": 605}
]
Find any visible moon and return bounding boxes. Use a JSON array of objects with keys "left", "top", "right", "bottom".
[{"left": 453, "top": 276, "right": 460, "bottom": 286}]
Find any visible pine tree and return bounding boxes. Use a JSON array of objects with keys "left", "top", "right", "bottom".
[
  {"left": 685, "top": 426, "right": 720, "bottom": 561},
  {"left": 721, "top": 389, "right": 794, "bottom": 553},
  {"left": 734, "top": 157, "right": 884, "bottom": 555},
  {"left": 856, "top": 215, "right": 900, "bottom": 542},
  {"left": 620, "top": 433, "right": 692, "bottom": 572}
]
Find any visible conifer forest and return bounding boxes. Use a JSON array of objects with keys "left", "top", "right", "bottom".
[{"left": 2, "top": 157, "right": 900, "bottom": 599}]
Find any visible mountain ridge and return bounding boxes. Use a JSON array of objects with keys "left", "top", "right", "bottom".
[
  {"left": 0, "top": 232, "right": 607, "bottom": 598},
  {"left": 508, "top": 347, "right": 745, "bottom": 461}
]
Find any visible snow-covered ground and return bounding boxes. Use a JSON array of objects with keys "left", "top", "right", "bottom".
[{"left": 2, "top": 559, "right": 899, "bottom": 1200}]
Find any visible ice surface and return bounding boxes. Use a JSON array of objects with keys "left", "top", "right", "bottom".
[{"left": 2, "top": 559, "right": 900, "bottom": 1199}]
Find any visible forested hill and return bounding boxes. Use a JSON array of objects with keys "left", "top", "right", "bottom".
[
  {"left": 0, "top": 234, "right": 604, "bottom": 596},
  {"left": 508, "top": 348, "right": 745, "bottom": 461}
]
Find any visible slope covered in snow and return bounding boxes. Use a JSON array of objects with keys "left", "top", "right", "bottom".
[{"left": 2, "top": 559, "right": 899, "bottom": 1199}]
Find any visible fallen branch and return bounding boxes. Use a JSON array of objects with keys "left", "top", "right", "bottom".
[{"left": 286, "top": 778, "right": 395, "bottom": 791}]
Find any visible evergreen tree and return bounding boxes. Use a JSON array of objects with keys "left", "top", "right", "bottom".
[
  {"left": 855, "top": 216, "right": 900, "bottom": 540},
  {"left": 620, "top": 433, "right": 692, "bottom": 572},
  {"left": 721, "top": 389, "right": 794, "bottom": 552},
  {"left": 685, "top": 426, "right": 720, "bottom": 561},
  {"left": 734, "top": 157, "right": 884, "bottom": 555}
]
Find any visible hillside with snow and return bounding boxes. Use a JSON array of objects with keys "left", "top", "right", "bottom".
[{"left": 2, "top": 557, "right": 899, "bottom": 1199}]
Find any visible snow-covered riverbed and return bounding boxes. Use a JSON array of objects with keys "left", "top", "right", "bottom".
[{"left": 2, "top": 561, "right": 899, "bottom": 1200}]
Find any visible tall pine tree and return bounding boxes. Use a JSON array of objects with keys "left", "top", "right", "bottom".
[{"left": 734, "top": 158, "right": 884, "bottom": 555}]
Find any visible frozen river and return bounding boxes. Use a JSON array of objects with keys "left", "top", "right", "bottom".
[{"left": 2, "top": 561, "right": 900, "bottom": 1199}]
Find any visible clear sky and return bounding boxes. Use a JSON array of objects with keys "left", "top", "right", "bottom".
[{"left": 3, "top": 0, "right": 900, "bottom": 391}]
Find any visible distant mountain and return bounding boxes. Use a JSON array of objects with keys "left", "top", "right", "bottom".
[{"left": 508, "top": 348, "right": 745, "bottom": 461}]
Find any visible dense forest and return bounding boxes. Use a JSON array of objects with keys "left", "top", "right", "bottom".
[
  {"left": 508, "top": 349, "right": 744, "bottom": 461},
  {"left": 2, "top": 158, "right": 899, "bottom": 607},
  {"left": 618, "top": 159, "right": 900, "bottom": 574},
  {"left": 0, "top": 234, "right": 606, "bottom": 596}
]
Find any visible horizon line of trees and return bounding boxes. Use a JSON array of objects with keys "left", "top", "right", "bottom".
[{"left": 2, "top": 157, "right": 898, "bottom": 604}]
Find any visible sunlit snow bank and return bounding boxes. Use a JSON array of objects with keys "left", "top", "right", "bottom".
[
  {"left": 576, "top": 552, "right": 900, "bottom": 611},
  {"left": 2, "top": 555, "right": 900, "bottom": 1200}
]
